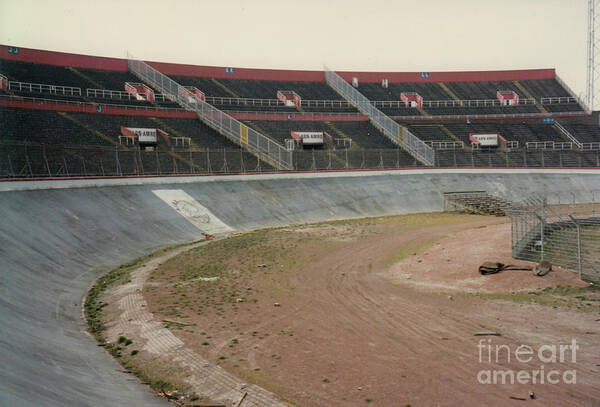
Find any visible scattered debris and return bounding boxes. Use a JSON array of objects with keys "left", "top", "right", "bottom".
[
  {"left": 236, "top": 298, "right": 244, "bottom": 303},
  {"left": 474, "top": 332, "right": 501, "bottom": 336},
  {"left": 357, "top": 386, "right": 363, "bottom": 391},
  {"left": 479, "top": 262, "right": 534, "bottom": 275},
  {"left": 509, "top": 395, "right": 527, "bottom": 401},
  {"left": 162, "top": 319, "right": 193, "bottom": 327},
  {"left": 533, "top": 261, "right": 552, "bottom": 277},
  {"left": 274, "top": 302, "right": 281, "bottom": 307},
  {"left": 257, "top": 264, "right": 267, "bottom": 268}
]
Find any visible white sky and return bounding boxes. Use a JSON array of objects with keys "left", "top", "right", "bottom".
[{"left": 0, "top": 0, "right": 588, "bottom": 99}]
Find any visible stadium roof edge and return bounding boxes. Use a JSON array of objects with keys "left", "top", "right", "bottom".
[{"left": 0, "top": 44, "right": 555, "bottom": 83}]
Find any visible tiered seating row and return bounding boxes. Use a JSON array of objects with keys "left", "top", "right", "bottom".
[{"left": 0, "top": 107, "right": 237, "bottom": 149}]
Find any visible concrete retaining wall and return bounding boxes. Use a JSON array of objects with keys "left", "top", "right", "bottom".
[{"left": 1, "top": 169, "right": 599, "bottom": 406}]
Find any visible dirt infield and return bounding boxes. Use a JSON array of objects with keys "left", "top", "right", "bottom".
[{"left": 135, "top": 213, "right": 600, "bottom": 406}]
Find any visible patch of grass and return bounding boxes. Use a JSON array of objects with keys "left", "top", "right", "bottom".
[
  {"left": 466, "top": 285, "right": 600, "bottom": 312},
  {"left": 83, "top": 240, "right": 203, "bottom": 399}
]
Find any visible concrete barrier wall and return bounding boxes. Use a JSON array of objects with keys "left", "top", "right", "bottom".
[{"left": 1, "top": 169, "right": 599, "bottom": 406}]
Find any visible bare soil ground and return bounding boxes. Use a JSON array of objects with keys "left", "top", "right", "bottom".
[{"left": 140, "top": 213, "right": 600, "bottom": 407}]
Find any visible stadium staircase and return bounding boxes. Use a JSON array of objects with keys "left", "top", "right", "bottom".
[
  {"left": 243, "top": 120, "right": 279, "bottom": 144},
  {"left": 437, "top": 82, "right": 463, "bottom": 104},
  {"left": 437, "top": 124, "right": 468, "bottom": 150},
  {"left": 57, "top": 112, "right": 123, "bottom": 147},
  {"left": 210, "top": 78, "right": 241, "bottom": 98},
  {"left": 67, "top": 67, "right": 103, "bottom": 89},
  {"left": 127, "top": 56, "right": 292, "bottom": 170},
  {"left": 513, "top": 81, "right": 548, "bottom": 113},
  {"left": 147, "top": 117, "right": 202, "bottom": 149},
  {"left": 443, "top": 191, "right": 515, "bottom": 216},
  {"left": 325, "top": 68, "right": 435, "bottom": 165},
  {"left": 324, "top": 121, "right": 360, "bottom": 149}
]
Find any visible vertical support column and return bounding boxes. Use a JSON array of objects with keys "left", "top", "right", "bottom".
[{"left": 570, "top": 215, "right": 583, "bottom": 279}]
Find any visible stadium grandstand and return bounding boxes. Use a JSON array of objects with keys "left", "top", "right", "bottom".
[
  {"left": 1, "top": 44, "right": 599, "bottom": 177},
  {"left": 3, "top": 1, "right": 600, "bottom": 404}
]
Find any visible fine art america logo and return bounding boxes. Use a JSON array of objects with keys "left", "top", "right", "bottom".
[{"left": 477, "top": 339, "right": 578, "bottom": 385}]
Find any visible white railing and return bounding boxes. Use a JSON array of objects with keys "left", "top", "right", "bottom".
[
  {"left": 424, "top": 140, "right": 464, "bottom": 150},
  {"left": 389, "top": 111, "right": 587, "bottom": 120},
  {"left": 525, "top": 141, "right": 574, "bottom": 150},
  {"left": 302, "top": 99, "right": 352, "bottom": 108},
  {"left": 205, "top": 96, "right": 284, "bottom": 106},
  {"left": 8, "top": 81, "right": 81, "bottom": 96},
  {"left": 555, "top": 72, "right": 590, "bottom": 113},
  {"left": 325, "top": 67, "right": 434, "bottom": 166},
  {"left": 127, "top": 55, "right": 292, "bottom": 170},
  {"left": 87, "top": 88, "right": 176, "bottom": 103},
  {"left": 0, "top": 93, "right": 191, "bottom": 113},
  {"left": 540, "top": 96, "right": 578, "bottom": 105},
  {"left": 581, "top": 142, "right": 600, "bottom": 151}
]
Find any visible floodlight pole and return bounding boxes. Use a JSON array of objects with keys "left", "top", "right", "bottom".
[{"left": 587, "top": 0, "right": 600, "bottom": 110}]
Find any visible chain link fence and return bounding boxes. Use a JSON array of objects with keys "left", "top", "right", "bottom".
[
  {"left": 508, "top": 192, "right": 600, "bottom": 284},
  {"left": 2, "top": 143, "right": 600, "bottom": 178}
]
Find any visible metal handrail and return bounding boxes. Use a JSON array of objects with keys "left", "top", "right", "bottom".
[
  {"left": 8, "top": 80, "right": 82, "bottom": 96},
  {"left": 0, "top": 93, "right": 191, "bottom": 112},
  {"left": 127, "top": 55, "right": 292, "bottom": 170},
  {"left": 325, "top": 67, "right": 435, "bottom": 166},
  {"left": 1, "top": 93, "right": 589, "bottom": 122}
]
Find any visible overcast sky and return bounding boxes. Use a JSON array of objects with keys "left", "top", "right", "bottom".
[{"left": 0, "top": 0, "right": 588, "bottom": 100}]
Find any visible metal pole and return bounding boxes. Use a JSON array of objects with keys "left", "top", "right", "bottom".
[
  {"left": 535, "top": 213, "right": 545, "bottom": 261},
  {"left": 570, "top": 215, "right": 583, "bottom": 279}
]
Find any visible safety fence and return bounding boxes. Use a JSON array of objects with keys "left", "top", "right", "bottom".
[
  {"left": 2, "top": 143, "right": 600, "bottom": 179},
  {"left": 508, "top": 192, "right": 600, "bottom": 284}
]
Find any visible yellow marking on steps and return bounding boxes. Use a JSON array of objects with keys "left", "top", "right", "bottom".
[
  {"left": 243, "top": 120, "right": 279, "bottom": 144},
  {"left": 57, "top": 112, "right": 124, "bottom": 148},
  {"left": 148, "top": 117, "right": 200, "bottom": 149},
  {"left": 438, "top": 124, "right": 469, "bottom": 151},
  {"left": 324, "top": 121, "right": 361, "bottom": 150},
  {"left": 513, "top": 81, "right": 548, "bottom": 113},
  {"left": 416, "top": 107, "right": 430, "bottom": 117},
  {"left": 438, "top": 82, "right": 462, "bottom": 104},
  {"left": 210, "top": 78, "right": 241, "bottom": 99},
  {"left": 67, "top": 67, "right": 104, "bottom": 89}
]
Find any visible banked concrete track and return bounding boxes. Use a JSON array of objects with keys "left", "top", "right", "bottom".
[{"left": 1, "top": 169, "right": 600, "bottom": 406}]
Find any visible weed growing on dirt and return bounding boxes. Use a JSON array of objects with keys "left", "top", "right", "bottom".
[{"left": 469, "top": 285, "right": 600, "bottom": 311}]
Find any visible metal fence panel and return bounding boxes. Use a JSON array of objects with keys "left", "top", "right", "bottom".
[
  {"left": 509, "top": 192, "right": 600, "bottom": 284},
  {"left": 1, "top": 144, "right": 599, "bottom": 179}
]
